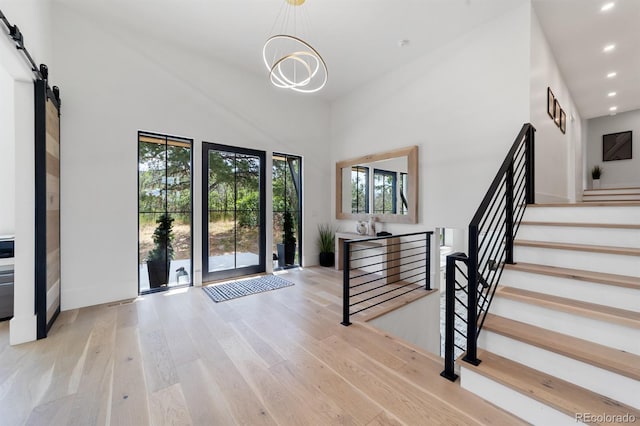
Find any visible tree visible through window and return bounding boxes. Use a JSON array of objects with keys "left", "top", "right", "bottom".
[
  {"left": 374, "top": 169, "right": 397, "bottom": 214},
  {"left": 351, "top": 166, "right": 369, "bottom": 214}
]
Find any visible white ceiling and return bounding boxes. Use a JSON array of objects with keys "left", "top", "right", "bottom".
[
  {"left": 533, "top": 0, "right": 640, "bottom": 119},
  {"left": 54, "top": 0, "right": 639, "bottom": 115}
]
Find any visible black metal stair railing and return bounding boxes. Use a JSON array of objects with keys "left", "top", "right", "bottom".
[
  {"left": 341, "top": 231, "right": 433, "bottom": 326},
  {"left": 441, "top": 123, "right": 535, "bottom": 381}
]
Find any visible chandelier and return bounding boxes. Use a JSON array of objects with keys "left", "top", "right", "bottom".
[{"left": 262, "top": 0, "right": 327, "bottom": 93}]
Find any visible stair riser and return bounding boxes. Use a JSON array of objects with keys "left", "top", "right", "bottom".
[
  {"left": 517, "top": 226, "right": 640, "bottom": 249},
  {"left": 514, "top": 245, "right": 640, "bottom": 276},
  {"left": 501, "top": 270, "right": 640, "bottom": 312},
  {"left": 479, "top": 331, "right": 640, "bottom": 409},
  {"left": 524, "top": 206, "right": 640, "bottom": 224},
  {"left": 490, "top": 297, "right": 640, "bottom": 355},
  {"left": 460, "top": 367, "right": 576, "bottom": 425},
  {"left": 584, "top": 194, "right": 640, "bottom": 202}
]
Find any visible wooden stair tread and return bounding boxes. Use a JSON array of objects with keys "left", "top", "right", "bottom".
[
  {"left": 483, "top": 314, "right": 640, "bottom": 381},
  {"left": 468, "top": 350, "right": 640, "bottom": 423},
  {"left": 520, "top": 221, "right": 640, "bottom": 229},
  {"left": 514, "top": 239, "right": 640, "bottom": 257},
  {"left": 496, "top": 287, "right": 640, "bottom": 329},
  {"left": 504, "top": 262, "right": 640, "bottom": 290},
  {"left": 529, "top": 202, "right": 640, "bottom": 207}
]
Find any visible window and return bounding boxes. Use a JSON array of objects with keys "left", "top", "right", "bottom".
[
  {"left": 373, "top": 169, "right": 397, "bottom": 214},
  {"left": 273, "top": 153, "right": 302, "bottom": 268},
  {"left": 138, "top": 132, "right": 192, "bottom": 293},
  {"left": 351, "top": 166, "right": 369, "bottom": 214}
]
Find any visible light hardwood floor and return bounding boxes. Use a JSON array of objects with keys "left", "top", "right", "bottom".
[{"left": 0, "top": 267, "right": 524, "bottom": 426}]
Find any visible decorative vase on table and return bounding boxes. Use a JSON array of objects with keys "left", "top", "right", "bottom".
[{"left": 592, "top": 179, "right": 601, "bottom": 190}]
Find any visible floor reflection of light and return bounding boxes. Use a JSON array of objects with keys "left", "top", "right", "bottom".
[{"left": 163, "top": 287, "right": 189, "bottom": 297}]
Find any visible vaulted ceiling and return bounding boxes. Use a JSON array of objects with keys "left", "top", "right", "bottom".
[{"left": 54, "top": 0, "right": 640, "bottom": 118}]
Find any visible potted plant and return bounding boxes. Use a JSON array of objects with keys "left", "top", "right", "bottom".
[
  {"left": 277, "top": 211, "right": 297, "bottom": 267},
  {"left": 591, "top": 165, "right": 602, "bottom": 189},
  {"left": 317, "top": 224, "right": 335, "bottom": 267},
  {"left": 147, "top": 213, "right": 174, "bottom": 288}
]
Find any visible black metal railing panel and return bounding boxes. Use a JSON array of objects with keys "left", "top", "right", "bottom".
[
  {"left": 441, "top": 123, "right": 535, "bottom": 381},
  {"left": 341, "top": 231, "right": 433, "bottom": 326}
]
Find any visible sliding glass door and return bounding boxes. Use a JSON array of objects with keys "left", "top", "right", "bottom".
[{"left": 203, "top": 143, "right": 266, "bottom": 281}]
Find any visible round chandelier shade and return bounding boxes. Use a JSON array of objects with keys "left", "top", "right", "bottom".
[{"left": 263, "top": 0, "right": 327, "bottom": 93}]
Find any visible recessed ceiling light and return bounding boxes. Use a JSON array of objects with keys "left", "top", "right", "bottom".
[
  {"left": 607, "top": 72, "right": 617, "bottom": 78},
  {"left": 608, "top": 92, "right": 617, "bottom": 97},
  {"left": 609, "top": 106, "right": 618, "bottom": 111},
  {"left": 603, "top": 44, "right": 616, "bottom": 52},
  {"left": 601, "top": 2, "right": 615, "bottom": 11}
]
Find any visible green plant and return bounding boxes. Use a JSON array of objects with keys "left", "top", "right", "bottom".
[
  {"left": 282, "top": 211, "right": 296, "bottom": 245},
  {"left": 147, "top": 213, "right": 175, "bottom": 262},
  {"left": 591, "top": 165, "right": 602, "bottom": 180},
  {"left": 317, "top": 224, "right": 335, "bottom": 254}
]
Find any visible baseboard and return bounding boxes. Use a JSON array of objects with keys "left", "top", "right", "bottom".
[{"left": 9, "top": 314, "right": 37, "bottom": 345}]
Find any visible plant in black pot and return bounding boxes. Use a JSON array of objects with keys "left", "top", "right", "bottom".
[
  {"left": 277, "top": 211, "right": 297, "bottom": 267},
  {"left": 147, "top": 213, "right": 175, "bottom": 288},
  {"left": 317, "top": 224, "right": 335, "bottom": 267}
]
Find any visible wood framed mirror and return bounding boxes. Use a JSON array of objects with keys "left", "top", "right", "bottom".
[{"left": 336, "top": 146, "right": 418, "bottom": 224}]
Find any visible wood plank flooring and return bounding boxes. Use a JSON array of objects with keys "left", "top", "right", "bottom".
[{"left": 0, "top": 267, "right": 523, "bottom": 426}]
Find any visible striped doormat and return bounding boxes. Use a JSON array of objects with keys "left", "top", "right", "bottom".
[{"left": 202, "top": 275, "right": 294, "bottom": 302}]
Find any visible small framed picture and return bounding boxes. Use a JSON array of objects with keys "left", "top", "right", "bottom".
[
  {"left": 560, "top": 109, "right": 566, "bottom": 134},
  {"left": 547, "top": 87, "right": 555, "bottom": 119},
  {"left": 554, "top": 99, "right": 561, "bottom": 126}
]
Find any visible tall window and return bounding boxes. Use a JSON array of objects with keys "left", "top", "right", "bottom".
[
  {"left": 351, "top": 166, "right": 369, "bottom": 214},
  {"left": 273, "top": 153, "right": 302, "bottom": 268},
  {"left": 373, "top": 169, "right": 397, "bottom": 214},
  {"left": 138, "top": 132, "right": 192, "bottom": 293}
]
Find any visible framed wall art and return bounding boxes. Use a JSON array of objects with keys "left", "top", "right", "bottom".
[{"left": 603, "top": 131, "right": 632, "bottom": 161}]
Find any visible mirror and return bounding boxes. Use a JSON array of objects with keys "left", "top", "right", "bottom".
[{"left": 336, "top": 146, "right": 418, "bottom": 224}]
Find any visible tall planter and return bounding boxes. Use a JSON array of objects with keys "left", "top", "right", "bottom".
[
  {"left": 277, "top": 242, "right": 297, "bottom": 267},
  {"left": 146, "top": 213, "right": 174, "bottom": 289},
  {"left": 319, "top": 252, "right": 334, "bottom": 267},
  {"left": 147, "top": 259, "right": 169, "bottom": 288}
]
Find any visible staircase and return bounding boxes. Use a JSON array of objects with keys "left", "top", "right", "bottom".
[
  {"left": 459, "top": 202, "right": 640, "bottom": 424},
  {"left": 584, "top": 187, "right": 640, "bottom": 202}
]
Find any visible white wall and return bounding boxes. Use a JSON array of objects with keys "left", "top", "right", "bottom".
[
  {"left": 331, "top": 4, "right": 531, "bottom": 355},
  {"left": 0, "top": 0, "right": 53, "bottom": 77},
  {"left": 331, "top": 3, "right": 532, "bottom": 232},
  {"left": 529, "top": 8, "right": 583, "bottom": 203},
  {"left": 53, "top": 5, "right": 332, "bottom": 310},
  {"left": 0, "top": 66, "right": 15, "bottom": 235},
  {"left": 368, "top": 293, "right": 441, "bottom": 356},
  {"left": 586, "top": 109, "right": 640, "bottom": 189},
  {"left": 0, "top": 0, "right": 55, "bottom": 344}
]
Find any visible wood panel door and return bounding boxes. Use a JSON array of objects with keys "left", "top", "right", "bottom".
[{"left": 35, "top": 79, "right": 61, "bottom": 339}]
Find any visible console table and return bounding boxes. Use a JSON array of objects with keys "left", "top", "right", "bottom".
[{"left": 335, "top": 232, "right": 401, "bottom": 284}]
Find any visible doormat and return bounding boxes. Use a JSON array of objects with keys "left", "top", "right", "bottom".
[{"left": 202, "top": 275, "right": 294, "bottom": 302}]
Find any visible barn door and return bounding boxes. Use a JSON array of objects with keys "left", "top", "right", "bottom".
[{"left": 35, "top": 77, "right": 61, "bottom": 339}]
